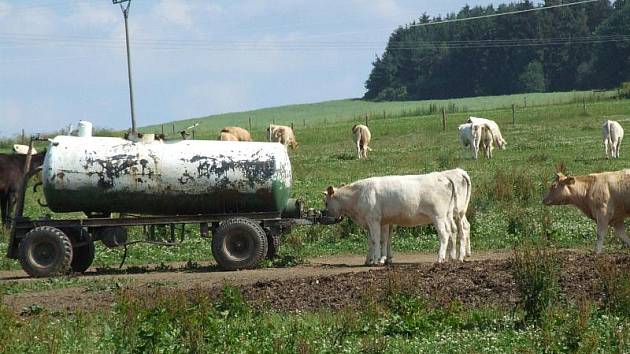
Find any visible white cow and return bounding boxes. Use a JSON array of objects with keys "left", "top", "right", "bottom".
[
  {"left": 323, "top": 168, "right": 472, "bottom": 264},
  {"left": 352, "top": 124, "right": 372, "bottom": 159},
  {"left": 603, "top": 120, "right": 624, "bottom": 159},
  {"left": 458, "top": 123, "right": 482, "bottom": 159},
  {"left": 467, "top": 117, "right": 507, "bottom": 150}
]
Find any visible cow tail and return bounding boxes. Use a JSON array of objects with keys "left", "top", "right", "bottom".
[
  {"left": 446, "top": 176, "right": 459, "bottom": 220},
  {"left": 607, "top": 120, "right": 613, "bottom": 146}
]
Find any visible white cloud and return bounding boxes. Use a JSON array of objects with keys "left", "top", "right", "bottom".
[
  {"left": 66, "top": 2, "right": 118, "bottom": 27},
  {"left": 153, "top": 0, "right": 195, "bottom": 30}
]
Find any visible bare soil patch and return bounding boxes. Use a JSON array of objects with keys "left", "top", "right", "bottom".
[{"left": 3, "top": 250, "right": 628, "bottom": 314}]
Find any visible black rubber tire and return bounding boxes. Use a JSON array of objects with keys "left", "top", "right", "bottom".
[
  {"left": 212, "top": 218, "right": 268, "bottom": 270},
  {"left": 266, "top": 234, "right": 281, "bottom": 259},
  {"left": 70, "top": 239, "right": 95, "bottom": 273},
  {"left": 18, "top": 226, "right": 73, "bottom": 278}
]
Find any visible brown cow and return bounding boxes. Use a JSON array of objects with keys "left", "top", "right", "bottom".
[
  {"left": 267, "top": 124, "right": 298, "bottom": 150},
  {"left": 0, "top": 151, "right": 46, "bottom": 224},
  {"left": 543, "top": 170, "right": 630, "bottom": 252},
  {"left": 220, "top": 126, "right": 252, "bottom": 141},
  {"left": 218, "top": 132, "right": 239, "bottom": 141}
]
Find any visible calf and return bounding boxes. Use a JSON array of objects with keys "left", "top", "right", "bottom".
[
  {"left": 352, "top": 124, "right": 372, "bottom": 159},
  {"left": 543, "top": 170, "right": 630, "bottom": 252},
  {"left": 323, "top": 168, "right": 472, "bottom": 264},
  {"left": 220, "top": 126, "right": 252, "bottom": 142},
  {"left": 0, "top": 151, "right": 46, "bottom": 225},
  {"left": 467, "top": 117, "right": 507, "bottom": 150},
  {"left": 479, "top": 125, "right": 494, "bottom": 159},
  {"left": 603, "top": 120, "right": 623, "bottom": 159},
  {"left": 267, "top": 124, "right": 298, "bottom": 150},
  {"left": 458, "top": 123, "right": 482, "bottom": 159}
]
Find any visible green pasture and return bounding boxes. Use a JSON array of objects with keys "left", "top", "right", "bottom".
[{"left": 1, "top": 90, "right": 630, "bottom": 271}]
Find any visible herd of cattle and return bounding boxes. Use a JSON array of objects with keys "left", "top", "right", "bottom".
[{"left": 1, "top": 116, "right": 630, "bottom": 267}]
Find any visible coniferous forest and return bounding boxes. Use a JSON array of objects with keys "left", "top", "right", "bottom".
[{"left": 364, "top": 0, "right": 630, "bottom": 101}]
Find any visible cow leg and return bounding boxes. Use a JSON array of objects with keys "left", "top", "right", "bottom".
[
  {"left": 385, "top": 225, "right": 393, "bottom": 264},
  {"left": 616, "top": 139, "right": 621, "bottom": 158},
  {"left": 463, "top": 216, "right": 472, "bottom": 258},
  {"left": 604, "top": 139, "right": 610, "bottom": 159},
  {"left": 366, "top": 222, "right": 381, "bottom": 266},
  {"left": 0, "top": 194, "right": 7, "bottom": 225},
  {"left": 613, "top": 222, "right": 630, "bottom": 248},
  {"left": 434, "top": 217, "right": 451, "bottom": 263},
  {"left": 447, "top": 218, "right": 458, "bottom": 261},
  {"left": 379, "top": 224, "right": 390, "bottom": 265},
  {"left": 356, "top": 140, "right": 362, "bottom": 159},
  {"left": 595, "top": 217, "right": 609, "bottom": 253}
]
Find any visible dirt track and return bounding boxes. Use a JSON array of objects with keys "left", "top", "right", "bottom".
[{"left": 2, "top": 250, "right": 628, "bottom": 314}]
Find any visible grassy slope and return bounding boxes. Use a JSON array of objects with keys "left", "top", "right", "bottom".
[{"left": 140, "top": 90, "right": 614, "bottom": 138}]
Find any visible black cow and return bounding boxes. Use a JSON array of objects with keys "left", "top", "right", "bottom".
[{"left": 0, "top": 151, "right": 46, "bottom": 225}]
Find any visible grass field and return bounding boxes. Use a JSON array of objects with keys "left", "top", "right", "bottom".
[
  {"left": 1, "top": 90, "right": 629, "bottom": 269},
  {"left": 2, "top": 91, "right": 630, "bottom": 353}
]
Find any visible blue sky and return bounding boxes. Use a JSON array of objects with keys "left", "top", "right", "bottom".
[{"left": 0, "top": 0, "right": 538, "bottom": 137}]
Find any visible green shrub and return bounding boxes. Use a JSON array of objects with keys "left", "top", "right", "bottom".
[
  {"left": 596, "top": 258, "right": 630, "bottom": 317},
  {"left": 512, "top": 240, "right": 561, "bottom": 324}
]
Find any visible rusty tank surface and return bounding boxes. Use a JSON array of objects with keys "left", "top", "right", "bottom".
[{"left": 42, "top": 135, "right": 292, "bottom": 215}]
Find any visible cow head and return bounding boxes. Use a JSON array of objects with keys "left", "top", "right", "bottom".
[
  {"left": 323, "top": 185, "right": 343, "bottom": 218},
  {"left": 543, "top": 173, "right": 575, "bottom": 206}
]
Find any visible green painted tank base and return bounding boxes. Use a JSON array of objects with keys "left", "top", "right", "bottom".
[{"left": 44, "top": 183, "right": 292, "bottom": 216}]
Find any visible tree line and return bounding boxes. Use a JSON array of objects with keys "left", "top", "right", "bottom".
[{"left": 364, "top": 0, "right": 630, "bottom": 101}]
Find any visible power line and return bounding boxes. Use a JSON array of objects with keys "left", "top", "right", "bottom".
[{"left": 407, "top": 0, "right": 599, "bottom": 27}]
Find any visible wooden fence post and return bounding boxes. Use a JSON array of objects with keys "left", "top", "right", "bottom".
[
  {"left": 442, "top": 108, "right": 447, "bottom": 131},
  {"left": 524, "top": 97, "right": 527, "bottom": 108},
  {"left": 161, "top": 125, "right": 164, "bottom": 135},
  {"left": 365, "top": 113, "right": 369, "bottom": 127},
  {"left": 291, "top": 122, "right": 294, "bottom": 131},
  {"left": 248, "top": 117, "right": 252, "bottom": 131},
  {"left": 172, "top": 124, "right": 175, "bottom": 134},
  {"left": 21, "top": 129, "right": 25, "bottom": 144},
  {"left": 583, "top": 98, "right": 586, "bottom": 114},
  {"left": 512, "top": 104, "right": 516, "bottom": 124}
]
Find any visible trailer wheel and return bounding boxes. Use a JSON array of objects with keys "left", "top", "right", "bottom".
[
  {"left": 18, "top": 226, "right": 73, "bottom": 277},
  {"left": 70, "top": 240, "right": 95, "bottom": 273},
  {"left": 212, "top": 218, "right": 268, "bottom": 270},
  {"left": 266, "top": 234, "right": 281, "bottom": 259}
]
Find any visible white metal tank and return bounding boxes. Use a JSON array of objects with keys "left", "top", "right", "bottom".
[{"left": 42, "top": 136, "right": 292, "bottom": 215}]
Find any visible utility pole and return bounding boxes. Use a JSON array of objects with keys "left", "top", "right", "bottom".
[{"left": 113, "top": 0, "right": 137, "bottom": 135}]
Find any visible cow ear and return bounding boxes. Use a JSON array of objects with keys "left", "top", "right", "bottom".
[
  {"left": 565, "top": 177, "right": 576, "bottom": 185},
  {"left": 326, "top": 186, "right": 335, "bottom": 196},
  {"left": 555, "top": 172, "right": 565, "bottom": 181}
]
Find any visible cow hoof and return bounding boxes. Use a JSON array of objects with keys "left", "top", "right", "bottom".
[{"left": 385, "top": 258, "right": 393, "bottom": 265}]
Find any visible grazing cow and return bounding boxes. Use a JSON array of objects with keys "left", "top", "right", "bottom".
[
  {"left": 479, "top": 125, "right": 494, "bottom": 159},
  {"left": 543, "top": 170, "right": 630, "bottom": 253},
  {"left": 467, "top": 117, "right": 507, "bottom": 150},
  {"left": 0, "top": 151, "right": 46, "bottom": 225},
  {"left": 218, "top": 132, "right": 239, "bottom": 141},
  {"left": 220, "top": 126, "right": 252, "bottom": 142},
  {"left": 603, "top": 120, "right": 623, "bottom": 159},
  {"left": 458, "top": 123, "right": 482, "bottom": 159},
  {"left": 13, "top": 144, "right": 38, "bottom": 155},
  {"left": 323, "top": 168, "right": 472, "bottom": 264},
  {"left": 267, "top": 124, "right": 298, "bottom": 150},
  {"left": 352, "top": 124, "right": 372, "bottom": 159}
]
